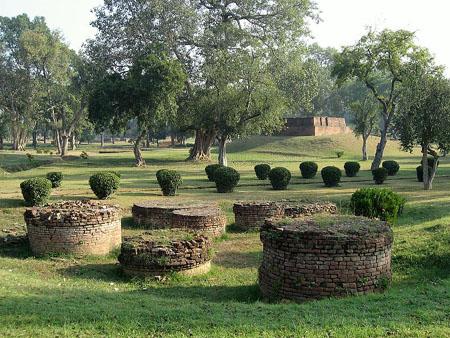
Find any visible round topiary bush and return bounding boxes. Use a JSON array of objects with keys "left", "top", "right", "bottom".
[
  {"left": 321, "top": 166, "right": 341, "bottom": 187},
  {"left": 350, "top": 187, "right": 406, "bottom": 223},
  {"left": 20, "top": 177, "right": 52, "bottom": 206},
  {"left": 344, "top": 162, "right": 360, "bottom": 177},
  {"left": 254, "top": 164, "right": 271, "bottom": 180},
  {"left": 89, "top": 172, "right": 120, "bottom": 199},
  {"left": 268, "top": 167, "right": 291, "bottom": 190},
  {"left": 416, "top": 158, "right": 439, "bottom": 182},
  {"left": 213, "top": 166, "right": 240, "bottom": 193},
  {"left": 46, "top": 172, "right": 63, "bottom": 188},
  {"left": 372, "top": 167, "right": 388, "bottom": 184},
  {"left": 205, "top": 164, "right": 224, "bottom": 182},
  {"left": 299, "top": 161, "right": 318, "bottom": 179},
  {"left": 382, "top": 160, "right": 400, "bottom": 176},
  {"left": 156, "top": 169, "right": 182, "bottom": 196}
]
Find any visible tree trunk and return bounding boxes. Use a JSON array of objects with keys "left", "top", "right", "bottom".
[
  {"left": 100, "top": 133, "right": 104, "bottom": 147},
  {"left": 70, "top": 134, "right": 76, "bottom": 150},
  {"left": 60, "top": 134, "right": 69, "bottom": 157},
  {"left": 170, "top": 133, "right": 175, "bottom": 147},
  {"left": 145, "top": 131, "right": 150, "bottom": 148},
  {"left": 43, "top": 129, "right": 47, "bottom": 144},
  {"left": 422, "top": 144, "right": 438, "bottom": 190},
  {"left": 0, "top": 136, "right": 3, "bottom": 150},
  {"left": 371, "top": 120, "right": 389, "bottom": 170},
  {"left": 134, "top": 130, "right": 146, "bottom": 166},
  {"left": 362, "top": 135, "right": 368, "bottom": 161},
  {"left": 32, "top": 131, "right": 37, "bottom": 149},
  {"left": 218, "top": 135, "right": 228, "bottom": 166},
  {"left": 187, "top": 129, "right": 216, "bottom": 161},
  {"left": 54, "top": 129, "right": 62, "bottom": 154}
]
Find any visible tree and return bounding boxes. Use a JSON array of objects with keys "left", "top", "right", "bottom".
[
  {"left": 332, "top": 29, "right": 433, "bottom": 170},
  {"left": 394, "top": 66, "right": 450, "bottom": 190},
  {"left": 89, "top": 53, "right": 185, "bottom": 166},
  {"left": 87, "top": 0, "right": 318, "bottom": 162},
  {"left": 349, "top": 95, "right": 379, "bottom": 160}
]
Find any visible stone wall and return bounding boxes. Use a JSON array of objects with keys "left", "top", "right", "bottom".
[
  {"left": 259, "top": 216, "right": 393, "bottom": 301},
  {"left": 119, "top": 234, "right": 211, "bottom": 277},
  {"left": 233, "top": 201, "right": 337, "bottom": 230},
  {"left": 172, "top": 208, "right": 226, "bottom": 238},
  {"left": 279, "top": 117, "right": 349, "bottom": 136},
  {"left": 24, "top": 200, "right": 121, "bottom": 256}
]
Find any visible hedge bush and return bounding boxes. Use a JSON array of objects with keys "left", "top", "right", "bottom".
[
  {"left": 268, "top": 167, "right": 291, "bottom": 190},
  {"left": 299, "top": 161, "right": 318, "bottom": 179},
  {"left": 46, "top": 172, "right": 64, "bottom": 188},
  {"left": 382, "top": 160, "right": 400, "bottom": 176},
  {"left": 350, "top": 187, "right": 406, "bottom": 223},
  {"left": 20, "top": 178, "right": 52, "bottom": 206},
  {"left": 254, "top": 164, "right": 271, "bottom": 180},
  {"left": 321, "top": 166, "right": 341, "bottom": 187},
  {"left": 214, "top": 166, "right": 240, "bottom": 193},
  {"left": 372, "top": 167, "right": 388, "bottom": 184},
  {"left": 416, "top": 158, "right": 439, "bottom": 182},
  {"left": 89, "top": 172, "right": 120, "bottom": 199},
  {"left": 205, "top": 164, "right": 224, "bottom": 182},
  {"left": 80, "top": 151, "right": 89, "bottom": 159},
  {"left": 344, "top": 161, "right": 360, "bottom": 177},
  {"left": 155, "top": 169, "right": 182, "bottom": 196}
]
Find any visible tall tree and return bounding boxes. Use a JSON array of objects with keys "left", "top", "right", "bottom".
[
  {"left": 89, "top": 53, "right": 185, "bottom": 166},
  {"left": 394, "top": 66, "right": 450, "bottom": 190},
  {"left": 332, "top": 29, "right": 433, "bottom": 170}
]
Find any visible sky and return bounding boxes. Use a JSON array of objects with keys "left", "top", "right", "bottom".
[{"left": 1, "top": 0, "right": 449, "bottom": 74}]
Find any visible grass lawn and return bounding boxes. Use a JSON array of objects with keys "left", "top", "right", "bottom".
[{"left": 1, "top": 134, "right": 450, "bottom": 337}]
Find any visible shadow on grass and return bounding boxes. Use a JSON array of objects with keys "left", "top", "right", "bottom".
[
  {"left": 214, "top": 250, "right": 261, "bottom": 269},
  {"left": 0, "top": 198, "right": 25, "bottom": 208},
  {"left": 61, "top": 263, "right": 125, "bottom": 283},
  {"left": 0, "top": 240, "right": 31, "bottom": 259}
]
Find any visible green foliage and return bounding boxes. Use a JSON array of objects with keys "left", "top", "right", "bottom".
[
  {"left": 350, "top": 187, "right": 406, "bottom": 223},
  {"left": 372, "top": 167, "right": 388, "bottom": 184},
  {"left": 254, "top": 164, "right": 271, "bottom": 180},
  {"left": 46, "top": 172, "right": 63, "bottom": 188},
  {"left": 321, "top": 166, "right": 341, "bottom": 187},
  {"left": 344, "top": 161, "right": 361, "bottom": 177},
  {"left": 382, "top": 160, "right": 400, "bottom": 176},
  {"left": 205, "top": 164, "right": 224, "bottom": 182},
  {"left": 156, "top": 169, "right": 182, "bottom": 196},
  {"left": 20, "top": 177, "right": 52, "bottom": 206},
  {"left": 89, "top": 172, "right": 120, "bottom": 199},
  {"left": 268, "top": 167, "right": 291, "bottom": 190},
  {"left": 213, "top": 167, "right": 240, "bottom": 193},
  {"left": 299, "top": 161, "right": 318, "bottom": 179},
  {"left": 26, "top": 153, "right": 34, "bottom": 162}
]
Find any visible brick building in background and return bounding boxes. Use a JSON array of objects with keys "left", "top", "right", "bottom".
[{"left": 279, "top": 116, "right": 350, "bottom": 136}]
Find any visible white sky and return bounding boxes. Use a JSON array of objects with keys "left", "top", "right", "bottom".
[{"left": 0, "top": 0, "right": 449, "bottom": 74}]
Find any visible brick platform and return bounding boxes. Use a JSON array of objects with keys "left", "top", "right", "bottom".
[
  {"left": 24, "top": 200, "right": 121, "bottom": 256},
  {"left": 132, "top": 200, "right": 217, "bottom": 228},
  {"left": 172, "top": 208, "right": 226, "bottom": 238},
  {"left": 259, "top": 215, "right": 393, "bottom": 302},
  {"left": 233, "top": 201, "right": 337, "bottom": 230},
  {"left": 119, "top": 232, "right": 212, "bottom": 277}
]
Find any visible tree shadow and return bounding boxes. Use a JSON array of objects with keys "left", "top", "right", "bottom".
[
  {"left": 0, "top": 239, "right": 31, "bottom": 259},
  {"left": 214, "top": 250, "right": 261, "bottom": 269}
]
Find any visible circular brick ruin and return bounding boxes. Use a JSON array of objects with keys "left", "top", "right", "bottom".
[
  {"left": 233, "top": 200, "right": 337, "bottom": 230},
  {"left": 172, "top": 208, "right": 226, "bottom": 237},
  {"left": 259, "top": 214, "right": 393, "bottom": 302},
  {"left": 119, "top": 230, "right": 212, "bottom": 277},
  {"left": 24, "top": 200, "right": 121, "bottom": 256},
  {"left": 131, "top": 200, "right": 225, "bottom": 237}
]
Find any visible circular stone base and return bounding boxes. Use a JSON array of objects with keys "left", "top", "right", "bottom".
[
  {"left": 259, "top": 214, "right": 393, "bottom": 302},
  {"left": 172, "top": 207, "right": 226, "bottom": 237},
  {"left": 132, "top": 200, "right": 218, "bottom": 228},
  {"left": 24, "top": 200, "right": 121, "bottom": 256},
  {"left": 233, "top": 201, "right": 284, "bottom": 230}
]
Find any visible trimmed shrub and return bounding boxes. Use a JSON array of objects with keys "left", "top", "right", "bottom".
[
  {"left": 382, "top": 160, "right": 400, "bottom": 176},
  {"left": 344, "top": 161, "right": 360, "bottom": 177},
  {"left": 156, "top": 169, "right": 182, "bottom": 196},
  {"left": 299, "top": 161, "right": 318, "bottom": 179},
  {"left": 89, "top": 172, "right": 120, "bottom": 199},
  {"left": 350, "top": 187, "right": 406, "bottom": 223},
  {"left": 268, "top": 167, "right": 291, "bottom": 190},
  {"left": 336, "top": 151, "right": 344, "bottom": 158},
  {"left": 372, "top": 167, "right": 388, "bottom": 184},
  {"left": 46, "top": 172, "right": 63, "bottom": 188},
  {"left": 108, "top": 171, "right": 121, "bottom": 178},
  {"left": 205, "top": 164, "right": 224, "bottom": 182},
  {"left": 20, "top": 178, "right": 52, "bottom": 206},
  {"left": 254, "top": 164, "right": 271, "bottom": 180},
  {"left": 321, "top": 166, "right": 341, "bottom": 187},
  {"left": 80, "top": 151, "right": 89, "bottom": 159},
  {"left": 214, "top": 166, "right": 240, "bottom": 193},
  {"left": 26, "top": 153, "right": 34, "bottom": 162},
  {"left": 416, "top": 158, "right": 439, "bottom": 182}
]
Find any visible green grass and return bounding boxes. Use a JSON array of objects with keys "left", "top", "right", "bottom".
[{"left": 1, "top": 134, "right": 450, "bottom": 337}]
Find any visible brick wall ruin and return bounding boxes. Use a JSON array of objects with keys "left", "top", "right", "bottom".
[
  {"left": 24, "top": 200, "right": 121, "bottom": 256},
  {"left": 279, "top": 117, "right": 349, "bottom": 136},
  {"left": 259, "top": 216, "right": 393, "bottom": 301}
]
